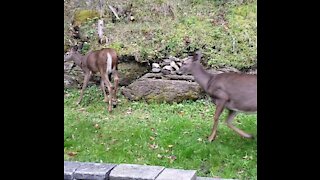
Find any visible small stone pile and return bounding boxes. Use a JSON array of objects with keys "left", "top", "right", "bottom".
[{"left": 151, "top": 56, "right": 188, "bottom": 75}]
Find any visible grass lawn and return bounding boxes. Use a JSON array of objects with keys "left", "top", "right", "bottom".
[{"left": 64, "top": 86, "right": 257, "bottom": 179}]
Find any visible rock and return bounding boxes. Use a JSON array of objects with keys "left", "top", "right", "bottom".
[
  {"left": 152, "top": 63, "right": 160, "bottom": 68},
  {"left": 160, "top": 59, "right": 172, "bottom": 66},
  {"left": 121, "top": 73, "right": 204, "bottom": 103},
  {"left": 64, "top": 161, "right": 81, "bottom": 180},
  {"left": 156, "top": 168, "right": 196, "bottom": 180},
  {"left": 109, "top": 164, "right": 164, "bottom": 180},
  {"left": 218, "top": 67, "right": 240, "bottom": 73},
  {"left": 73, "top": 162, "right": 116, "bottom": 180},
  {"left": 163, "top": 65, "right": 173, "bottom": 71},
  {"left": 152, "top": 68, "right": 161, "bottom": 73},
  {"left": 161, "top": 69, "right": 171, "bottom": 75},
  {"left": 168, "top": 56, "right": 180, "bottom": 62},
  {"left": 170, "top": 61, "right": 179, "bottom": 71}
]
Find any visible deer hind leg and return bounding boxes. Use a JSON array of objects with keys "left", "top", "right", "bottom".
[
  {"left": 77, "top": 71, "right": 91, "bottom": 105},
  {"left": 208, "top": 98, "right": 227, "bottom": 142},
  {"left": 112, "top": 70, "right": 120, "bottom": 106},
  {"left": 100, "top": 78, "right": 108, "bottom": 102},
  {"left": 225, "top": 110, "right": 254, "bottom": 139},
  {"left": 101, "top": 73, "right": 113, "bottom": 112}
]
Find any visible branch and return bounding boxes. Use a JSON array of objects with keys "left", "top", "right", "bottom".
[{"left": 108, "top": 5, "right": 120, "bottom": 20}]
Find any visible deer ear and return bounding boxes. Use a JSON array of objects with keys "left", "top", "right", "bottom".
[
  {"left": 192, "top": 50, "right": 202, "bottom": 61},
  {"left": 71, "top": 45, "right": 78, "bottom": 52}
]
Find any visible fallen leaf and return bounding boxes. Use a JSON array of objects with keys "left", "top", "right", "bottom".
[
  {"left": 157, "top": 154, "right": 163, "bottom": 159},
  {"left": 168, "top": 144, "right": 174, "bottom": 148},
  {"left": 126, "top": 108, "right": 132, "bottom": 114},
  {"left": 67, "top": 152, "right": 77, "bottom": 157},
  {"left": 78, "top": 108, "right": 86, "bottom": 112},
  {"left": 178, "top": 111, "right": 185, "bottom": 116},
  {"left": 149, "top": 136, "right": 155, "bottom": 141},
  {"left": 149, "top": 143, "right": 158, "bottom": 150},
  {"left": 197, "top": 138, "right": 203, "bottom": 142},
  {"left": 168, "top": 155, "right": 177, "bottom": 163}
]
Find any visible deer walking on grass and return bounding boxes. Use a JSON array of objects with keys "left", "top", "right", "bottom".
[
  {"left": 179, "top": 50, "right": 257, "bottom": 141},
  {"left": 64, "top": 46, "right": 120, "bottom": 112}
]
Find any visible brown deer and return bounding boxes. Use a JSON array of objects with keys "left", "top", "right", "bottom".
[
  {"left": 179, "top": 50, "right": 257, "bottom": 141},
  {"left": 64, "top": 46, "right": 120, "bottom": 112}
]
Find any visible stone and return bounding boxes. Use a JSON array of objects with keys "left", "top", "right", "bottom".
[
  {"left": 161, "top": 69, "right": 171, "bottom": 75},
  {"left": 121, "top": 73, "right": 204, "bottom": 103},
  {"left": 152, "top": 63, "right": 160, "bottom": 68},
  {"left": 64, "top": 161, "right": 81, "bottom": 180},
  {"left": 73, "top": 162, "right": 116, "bottom": 180},
  {"left": 163, "top": 65, "right": 173, "bottom": 71},
  {"left": 156, "top": 168, "right": 196, "bottom": 180},
  {"left": 152, "top": 68, "right": 161, "bottom": 73},
  {"left": 109, "top": 164, "right": 165, "bottom": 180},
  {"left": 170, "top": 61, "right": 179, "bottom": 71}
]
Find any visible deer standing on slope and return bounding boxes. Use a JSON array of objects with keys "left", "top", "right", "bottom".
[
  {"left": 179, "top": 50, "right": 257, "bottom": 141},
  {"left": 64, "top": 46, "right": 120, "bottom": 112}
]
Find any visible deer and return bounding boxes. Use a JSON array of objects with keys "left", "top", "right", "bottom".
[
  {"left": 64, "top": 46, "right": 120, "bottom": 112},
  {"left": 179, "top": 50, "right": 257, "bottom": 142}
]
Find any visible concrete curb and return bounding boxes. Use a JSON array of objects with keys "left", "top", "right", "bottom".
[{"left": 64, "top": 161, "right": 236, "bottom": 180}]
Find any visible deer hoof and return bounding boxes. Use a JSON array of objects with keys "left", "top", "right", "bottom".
[
  {"left": 247, "top": 134, "right": 255, "bottom": 139},
  {"left": 242, "top": 134, "right": 254, "bottom": 139},
  {"left": 76, "top": 101, "right": 81, "bottom": 105},
  {"left": 207, "top": 135, "right": 216, "bottom": 142}
]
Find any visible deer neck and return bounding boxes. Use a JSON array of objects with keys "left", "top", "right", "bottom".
[
  {"left": 190, "top": 62, "right": 213, "bottom": 90},
  {"left": 72, "top": 53, "right": 85, "bottom": 67}
]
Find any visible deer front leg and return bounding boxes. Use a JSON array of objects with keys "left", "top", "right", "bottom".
[
  {"left": 100, "top": 79, "right": 108, "bottom": 102},
  {"left": 208, "top": 99, "right": 226, "bottom": 142},
  {"left": 77, "top": 72, "right": 91, "bottom": 105},
  {"left": 225, "top": 110, "right": 254, "bottom": 139}
]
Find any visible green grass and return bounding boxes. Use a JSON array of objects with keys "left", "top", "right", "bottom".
[{"left": 64, "top": 86, "right": 257, "bottom": 179}]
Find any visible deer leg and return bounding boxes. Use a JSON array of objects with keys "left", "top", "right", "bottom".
[
  {"left": 100, "top": 79, "right": 108, "bottom": 103},
  {"left": 102, "top": 73, "right": 113, "bottom": 112},
  {"left": 208, "top": 99, "right": 227, "bottom": 142},
  {"left": 225, "top": 110, "right": 254, "bottom": 139},
  {"left": 77, "top": 72, "right": 91, "bottom": 105},
  {"left": 112, "top": 70, "right": 120, "bottom": 105}
]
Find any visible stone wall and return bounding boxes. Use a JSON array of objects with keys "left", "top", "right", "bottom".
[{"left": 64, "top": 161, "right": 237, "bottom": 180}]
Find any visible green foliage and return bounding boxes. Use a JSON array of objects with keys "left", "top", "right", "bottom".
[
  {"left": 73, "top": 10, "right": 99, "bottom": 25},
  {"left": 65, "top": 0, "right": 256, "bottom": 69},
  {"left": 64, "top": 86, "right": 257, "bottom": 179}
]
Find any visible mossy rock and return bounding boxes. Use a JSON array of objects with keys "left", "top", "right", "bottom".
[
  {"left": 73, "top": 10, "right": 99, "bottom": 26},
  {"left": 121, "top": 75, "right": 204, "bottom": 103}
]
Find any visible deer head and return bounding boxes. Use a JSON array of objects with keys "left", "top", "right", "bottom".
[
  {"left": 64, "top": 46, "right": 79, "bottom": 62},
  {"left": 179, "top": 50, "right": 203, "bottom": 74}
]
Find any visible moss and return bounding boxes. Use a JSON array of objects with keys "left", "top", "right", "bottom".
[
  {"left": 73, "top": 10, "right": 99, "bottom": 26},
  {"left": 64, "top": 45, "right": 70, "bottom": 53},
  {"left": 65, "top": 0, "right": 256, "bottom": 70}
]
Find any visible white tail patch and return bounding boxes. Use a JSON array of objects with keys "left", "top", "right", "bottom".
[{"left": 107, "top": 53, "right": 112, "bottom": 74}]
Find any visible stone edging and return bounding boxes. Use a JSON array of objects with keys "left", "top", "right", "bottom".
[{"left": 64, "top": 161, "right": 236, "bottom": 180}]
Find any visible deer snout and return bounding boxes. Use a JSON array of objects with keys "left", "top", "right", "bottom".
[{"left": 176, "top": 69, "right": 183, "bottom": 75}]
